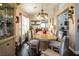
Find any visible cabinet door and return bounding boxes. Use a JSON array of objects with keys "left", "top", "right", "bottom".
[{"left": 0, "top": 39, "right": 15, "bottom": 56}]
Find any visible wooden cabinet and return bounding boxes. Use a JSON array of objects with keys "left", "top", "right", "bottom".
[
  {"left": 0, "top": 3, "right": 15, "bottom": 39},
  {"left": 0, "top": 4, "right": 16, "bottom": 56},
  {"left": 0, "top": 37, "right": 15, "bottom": 56}
]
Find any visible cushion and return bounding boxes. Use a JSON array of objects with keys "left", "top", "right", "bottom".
[
  {"left": 29, "top": 39, "right": 39, "bottom": 45},
  {"left": 49, "top": 41, "right": 61, "bottom": 48},
  {"left": 41, "top": 49, "right": 59, "bottom": 56}
]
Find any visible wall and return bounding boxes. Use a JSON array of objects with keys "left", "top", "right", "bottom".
[
  {"left": 75, "top": 3, "right": 79, "bottom": 54},
  {"left": 68, "top": 4, "right": 76, "bottom": 53},
  {"left": 15, "top": 7, "right": 22, "bottom": 45},
  {"left": 15, "top": 5, "right": 30, "bottom": 45},
  {"left": 68, "top": 4, "right": 76, "bottom": 54},
  {"left": 55, "top": 3, "right": 77, "bottom": 54}
]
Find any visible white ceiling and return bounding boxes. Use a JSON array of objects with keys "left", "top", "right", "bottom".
[{"left": 20, "top": 3, "right": 58, "bottom": 16}]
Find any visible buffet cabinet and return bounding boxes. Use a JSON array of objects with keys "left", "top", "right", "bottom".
[
  {"left": 0, "top": 36, "right": 15, "bottom": 56},
  {"left": 0, "top": 3, "right": 15, "bottom": 56}
]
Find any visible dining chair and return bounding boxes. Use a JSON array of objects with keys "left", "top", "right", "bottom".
[
  {"left": 41, "top": 36, "right": 69, "bottom": 56},
  {"left": 27, "top": 30, "right": 40, "bottom": 55},
  {"left": 59, "top": 36, "right": 69, "bottom": 56},
  {"left": 28, "top": 39, "right": 40, "bottom": 56},
  {"left": 49, "top": 31, "right": 64, "bottom": 50}
]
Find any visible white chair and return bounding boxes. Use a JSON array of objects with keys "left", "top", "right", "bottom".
[
  {"left": 28, "top": 39, "right": 40, "bottom": 56},
  {"left": 41, "top": 36, "right": 69, "bottom": 56},
  {"left": 28, "top": 30, "right": 40, "bottom": 55},
  {"left": 49, "top": 31, "right": 63, "bottom": 49}
]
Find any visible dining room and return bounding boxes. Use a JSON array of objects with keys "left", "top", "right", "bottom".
[
  {"left": 15, "top": 3, "right": 75, "bottom": 56},
  {"left": 0, "top": 3, "right": 79, "bottom": 56}
]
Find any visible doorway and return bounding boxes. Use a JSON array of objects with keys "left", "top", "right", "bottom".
[{"left": 57, "top": 9, "right": 69, "bottom": 36}]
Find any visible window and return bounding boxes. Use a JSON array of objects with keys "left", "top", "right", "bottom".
[
  {"left": 22, "top": 16, "right": 29, "bottom": 35},
  {"left": 41, "top": 20, "right": 48, "bottom": 28}
]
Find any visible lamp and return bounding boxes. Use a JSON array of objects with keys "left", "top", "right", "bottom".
[{"left": 37, "top": 3, "right": 48, "bottom": 20}]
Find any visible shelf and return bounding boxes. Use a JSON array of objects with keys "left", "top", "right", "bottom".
[{"left": 0, "top": 4, "right": 14, "bottom": 40}]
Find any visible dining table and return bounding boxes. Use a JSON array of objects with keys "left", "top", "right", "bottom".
[{"left": 33, "top": 31, "right": 57, "bottom": 51}]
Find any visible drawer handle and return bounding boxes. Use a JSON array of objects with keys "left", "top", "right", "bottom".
[{"left": 7, "top": 43, "right": 9, "bottom": 46}]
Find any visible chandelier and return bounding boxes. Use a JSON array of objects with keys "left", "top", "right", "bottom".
[{"left": 37, "top": 3, "right": 48, "bottom": 20}]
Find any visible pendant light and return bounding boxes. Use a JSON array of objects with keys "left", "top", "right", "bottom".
[{"left": 37, "top": 3, "right": 48, "bottom": 20}]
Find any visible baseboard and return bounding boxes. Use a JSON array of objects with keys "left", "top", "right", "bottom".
[
  {"left": 69, "top": 46, "right": 75, "bottom": 53},
  {"left": 69, "top": 46, "right": 79, "bottom": 55}
]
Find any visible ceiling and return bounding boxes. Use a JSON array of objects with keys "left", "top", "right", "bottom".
[{"left": 20, "top": 3, "right": 58, "bottom": 17}]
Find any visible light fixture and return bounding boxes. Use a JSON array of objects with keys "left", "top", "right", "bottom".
[
  {"left": 37, "top": 3, "right": 48, "bottom": 20},
  {"left": 0, "top": 3, "right": 2, "bottom": 6}
]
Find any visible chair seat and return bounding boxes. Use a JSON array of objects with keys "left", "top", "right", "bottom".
[
  {"left": 41, "top": 49, "right": 59, "bottom": 56},
  {"left": 29, "top": 39, "right": 39, "bottom": 45},
  {"left": 49, "top": 41, "right": 61, "bottom": 48}
]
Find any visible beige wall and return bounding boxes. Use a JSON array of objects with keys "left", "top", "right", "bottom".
[
  {"left": 15, "top": 5, "right": 30, "bottom": 45},
  {"left": 68, "top": 4, "right": 76, "bottom": 53},
  {"left": 15, "top": 7, "right": 22, "bottom": 45},
  {"left": 54, "top": 3, "right": 77, "bottom": 54},
  {"left": 74, "top": 3, "right": 79, "bottom": 54}
]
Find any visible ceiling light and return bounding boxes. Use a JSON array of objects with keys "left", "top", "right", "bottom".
[
  {"left": 0, "top": 3, "right": 2, "bottom": 6},
  {"left": 37, "top": 3, "right": 48, "bottom": 20}
]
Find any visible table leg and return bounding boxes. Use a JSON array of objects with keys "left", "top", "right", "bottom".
[{"left": 39, "top": 41, "right": 49, "bottom": 51}]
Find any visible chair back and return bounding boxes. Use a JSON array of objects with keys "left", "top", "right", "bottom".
[
  {"left": 59, "top": 36, "right": 69, "bottom": 56},
  {"left": 57, "top": 31, "right": 63, "bottom": 41}
]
